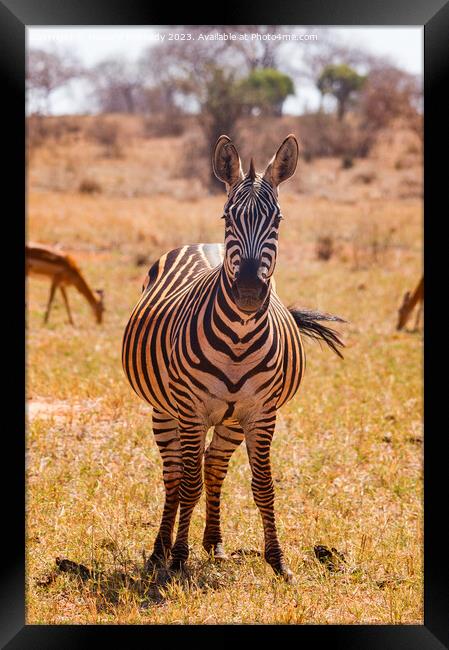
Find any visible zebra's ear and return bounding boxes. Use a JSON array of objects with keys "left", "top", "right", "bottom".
[
  {"left": 213, "top": 135, "right": 244, "bottom": 190},
  {"left": 263, "top": 134, "right": 299, "bottom": 188}
]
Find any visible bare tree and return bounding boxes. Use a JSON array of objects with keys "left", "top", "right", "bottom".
[
  {"left": 299, "top": 31, "right": 387, "bottom": 81},
  {"left": 139, "top": 31, "right": 245, "bottom": 190},
  {"left": 27, "top": 48, "right": 81, "bottom": 114},
  {"left": 87, "top": 57, "right": 145, "bottom": 114},
  {"left": 218, "top": 25, "right": 284, "bottom": 70},
  {"left": 137, "top": 42, "right": 199, "bottom": 115},
  {"left": 360, "top": 64, "right": 422, "bottom": 131}
]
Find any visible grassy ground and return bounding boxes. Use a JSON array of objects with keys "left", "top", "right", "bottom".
[{"left": 26, "top": 129, "right": 423, "bottom": 624}]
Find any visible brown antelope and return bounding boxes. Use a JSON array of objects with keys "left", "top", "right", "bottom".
[
  {"left": 397, "top": 276, "right": 424, "bottom": 331},
  {"left": 26, "top": 243, "right": 104, "bottom": 325}
]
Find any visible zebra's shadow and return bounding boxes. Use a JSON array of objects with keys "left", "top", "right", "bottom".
[
  {"left": 37, "top": 550, "right": 262, "bottom": 610},
  {"left": 36, "top": 557, "right": 168, "bottom": 608}
]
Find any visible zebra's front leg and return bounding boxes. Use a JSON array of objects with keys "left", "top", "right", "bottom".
[
  {"left": 203, "top": 422, "right": 244, "bottom": 559},
  {"left": 170, "top": 415, "right": 207, "bottom": 572},
  {"left": 244, "top": 411, "right": 294, "bottom": 583},
  {"left": 147, "top": 409, "right": 182, "bottom": 568}
]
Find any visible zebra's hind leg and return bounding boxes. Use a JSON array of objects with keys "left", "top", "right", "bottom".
[
  {"left": 245, "top": 411, "right": 294, "bottom": 583},
  {"left": 147, "top": 410, "right": 182, "bottom": 569},
  {"left": 203, "top": 422, "right": 244, "bottom": 560},
  {"left": 170, "top": 416, "right": 207, "bottom": 572}
]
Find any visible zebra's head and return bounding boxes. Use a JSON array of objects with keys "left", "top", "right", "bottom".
[{"left": 213, "top": 134, "right": 299, "bottom": 314}]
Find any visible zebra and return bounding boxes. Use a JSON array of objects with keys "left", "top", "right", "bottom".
[{"left": 122, "top": 134, "right": 344, "bottom": 582}]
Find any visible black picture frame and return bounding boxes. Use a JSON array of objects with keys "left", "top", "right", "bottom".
[{"left": 2, "top": 0, "right": 448, "bottom": 646}]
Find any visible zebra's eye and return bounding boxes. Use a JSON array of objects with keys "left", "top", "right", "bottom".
[
  {"left": 274, "top": 214, "right": 283, "bottom": 227},
  {"left": 222, "top": 214, "right": 232, "bottom": 228}
]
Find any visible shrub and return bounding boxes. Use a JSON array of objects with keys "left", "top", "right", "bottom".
[
  {"left": 142, "top": 112, "right": 185, "bottom": 138},
  {"left": 86, "top": 118, "right": 123, "bottom": 158},
  {"left": 315, "top": 235, "right": 335, "bottom": 261},
  {"left": 353, "top": 171, "right": 377, "bottom": 184},
  {"left": 297, "top": 113, "right": 373, "bottom": 160},
  {"left": 360, "top": 65, "right": 422, "bottom": 132},
  {"left": 27, "top": 115, "right": 81, "bottom": 150},
  {"left": 78, "top": 178, "right": 102, "bottom": 194},
  {"left": 135, "top": 253, "right": 149, "bottom": 267}
]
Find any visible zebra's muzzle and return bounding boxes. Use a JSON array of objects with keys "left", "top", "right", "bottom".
[{"left": 231, "top": 265, "right": 269, "bottom": 313}]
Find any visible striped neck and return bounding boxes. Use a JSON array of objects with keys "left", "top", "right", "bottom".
[{"left": 194, "top": 263, "right": 272, "bottom": 364}]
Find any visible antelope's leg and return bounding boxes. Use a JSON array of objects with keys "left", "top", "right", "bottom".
[
  {"left": 170, "top": 414, "right": 207, "bottom": 571},
  {"left": 147, "top": 410, "right": 182, "bottom": 567},
  {"left": 413, "top": 301, "right": 423, "bottom": 332},
  {"left": 44, "top": 276, "right": 60, "bottom": 324},
  {"left": 203, "top": 422, "right": 244, "bottom": 559},
  {"left": 244, "top": 411, "right": 293, "bottom": 583},
  {"left": 59, "top": 285, "right": 74, "bottom": 325}
]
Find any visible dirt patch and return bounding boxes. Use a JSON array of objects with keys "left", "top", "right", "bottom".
[{"left": 26, "top": 398, "right": 103, "bottom": 423}]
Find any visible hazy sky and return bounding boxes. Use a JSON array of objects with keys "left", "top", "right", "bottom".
[{"left": 28, "top": 26, "right": 423, "bottom": 115}]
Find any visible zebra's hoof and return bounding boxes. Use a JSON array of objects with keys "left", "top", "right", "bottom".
[
  {"left": 280, "top": 567, "right": 295, "bottom": 584},
  {"left": 145, "top": 554, "right": 167, "bottom": 572},
  {"left": 271, "top": 561, "right": 295, "bottom": 584},
  {"left": 205, "top": 542, "right": 228, "bottom": 561},
  {"left": 169, "top": 558, "right": 187, "bottom": 573}
]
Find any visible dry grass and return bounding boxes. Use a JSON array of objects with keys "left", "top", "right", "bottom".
[{"left": 26, "top": 121, "right": 423, "bottom": 624}]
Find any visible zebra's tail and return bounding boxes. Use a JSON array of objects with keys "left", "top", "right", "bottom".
[{"left": 288, "top": 308, "right": 346, "bottom": 359}]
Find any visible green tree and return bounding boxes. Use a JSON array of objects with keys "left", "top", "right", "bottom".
[
  {"left": 317, "top": 64, "right": 366, "bottom": 121},
  {"left": 239, "top": 68, "right": 295, "bottom": 117},
  {"left": 194, "top": 66, "right": 246, "bottom": 191}
]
